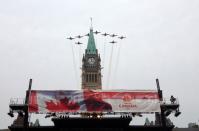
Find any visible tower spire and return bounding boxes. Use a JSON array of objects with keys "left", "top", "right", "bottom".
[{"left": 86, "top": 18, "right": 97, "bottom": 54}]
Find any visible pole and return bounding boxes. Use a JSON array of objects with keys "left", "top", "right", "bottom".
[
  {"left": 24, "top": 79, "right": 32, "bottom": 127},
  {"left": 156, "top": 79, "right": 167, "bottom": 130}
]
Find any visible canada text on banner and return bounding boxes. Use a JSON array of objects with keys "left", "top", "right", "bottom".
[{"left": 28, "top": 90, "right": 160, "bottom": 113}]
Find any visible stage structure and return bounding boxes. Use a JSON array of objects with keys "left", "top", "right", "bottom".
[{"left": 8, "top": 23, "right": 181, "bottom": 131}]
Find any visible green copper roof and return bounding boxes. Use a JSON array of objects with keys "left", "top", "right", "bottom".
[{"left": 86, "top": 28, "right": 97, "bottom": 54}]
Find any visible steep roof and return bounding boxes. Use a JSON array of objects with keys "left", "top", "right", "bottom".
[{"left": 86, "top": 28, "right": 97, "bottom": 54}]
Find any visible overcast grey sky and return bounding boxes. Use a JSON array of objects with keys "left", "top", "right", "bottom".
[{"left": 0, "top": 0, "right": 199, "bottom": 128}]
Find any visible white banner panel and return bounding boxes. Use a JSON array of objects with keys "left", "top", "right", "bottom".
[{"left": 29, "top": 90, "right": 160, "bottom": 113}]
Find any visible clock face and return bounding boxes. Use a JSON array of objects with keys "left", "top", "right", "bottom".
[{"left": 88, "top": 57, "right": 95, "bottom": 64}]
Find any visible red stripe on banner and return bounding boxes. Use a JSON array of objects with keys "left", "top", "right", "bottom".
[
  {"left": 83, "top": 90, "right": 159, "bottom": 100},
  {"left": 28, "top": 91, "right": 39, "bottom": 113},
  {"left": 100, "top": 92, "right": 159, "bottom": 99}
]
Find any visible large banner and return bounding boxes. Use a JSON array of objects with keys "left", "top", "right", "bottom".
[{"left": 29, "top": 90, "right": 160, "bottom": 113}]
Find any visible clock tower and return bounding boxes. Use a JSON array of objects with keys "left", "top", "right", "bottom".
[{"left": 81, "top": 27, "right": 102, "bottom": 90}]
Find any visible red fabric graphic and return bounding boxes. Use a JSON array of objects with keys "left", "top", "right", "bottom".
[{"left": 83, "top": 90, "right": 112, "bottom": 112}]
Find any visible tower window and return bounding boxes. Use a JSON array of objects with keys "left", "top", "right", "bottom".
[
  {"left": 86, "top": 74, "right": 88, "bottom": 82},
  {"left": 89, "top": 74, "right": 91, "bottom": 82},
  {"left": 91, "top": 74, "right": 94, "bottom": 82},
  {"left": 95, "top": 74, "right": 97, "bottom": 82}
]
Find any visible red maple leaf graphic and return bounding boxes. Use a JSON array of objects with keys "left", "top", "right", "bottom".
[{"left": 45, "top": 97, "right": 80, "bottom": 112}]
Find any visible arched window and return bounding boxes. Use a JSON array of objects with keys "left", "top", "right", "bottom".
[
  {"left": 86, "top": 74, "right": 88, "bottom": 82},
  {"left": 89, "top": 74, "right": 91, "bottom": 82},
  {"left": 95, "top": 74, "right": 97, "bottom": 82},
  {"left": 91, "top": 74, "right": 94, "bottom": 82}
]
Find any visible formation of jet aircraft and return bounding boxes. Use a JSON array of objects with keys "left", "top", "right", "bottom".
[{"left": 67, "top": 30, "right": 126, "bottom": 45}]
